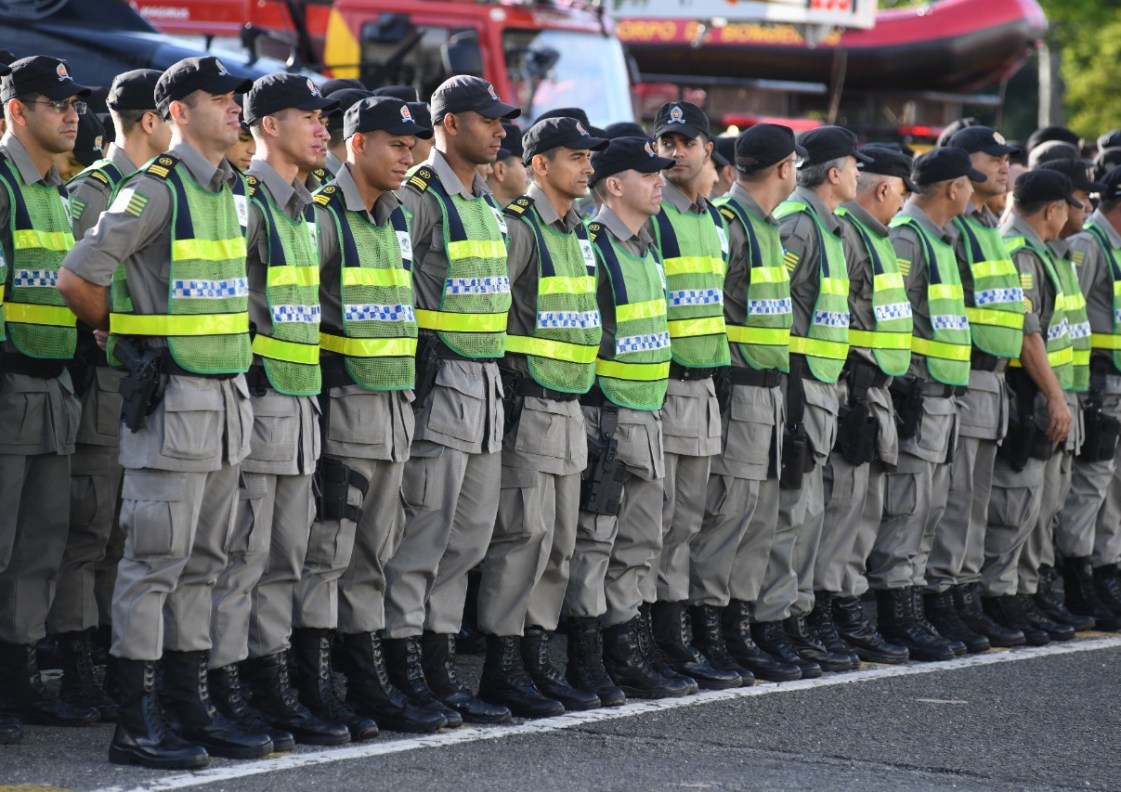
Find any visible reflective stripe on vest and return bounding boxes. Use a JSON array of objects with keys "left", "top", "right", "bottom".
[
  {"left": 248, "top": 178, "right": 321, "bottom": 395},
  {"left": 653, "top": 200, "right": 730, "bottom": 367},
  {"left": 502, "top": 196, "right": 601, "bottom": 393},
  {"left": 588, "top": 222, "right": 670, "bottom": 410},
  {"left": 0, "top": 157, "right": 77, "bottom": 358},
  {"left": 1085, "top": 222, "right": 1121, "bottom": 374},
  {"left": 716, "top": 196, "right": 792, "bottom": 372},
  {"left": 775, "top": 200, "right": 849, "bottom": 382},
  {"left": 1052, "top": 247, "right": 1090, "bottom": 392},
  {"left": 1004, "top": 234, "right": 1073, "bottom": 388},
  {"left": 891, "top": 215, "right": 972, "bottom": 385},
  {"left": 836, "top": 207, "right": 913, "bottom": 376},
  {"left": 954, "top": 214, "right": 1025, "bottom": 357},
  {"left": 315, "top": 183, "right": 417, "bottom": 391}
]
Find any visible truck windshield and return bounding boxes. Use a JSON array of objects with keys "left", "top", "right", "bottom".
[{"left": 504, "top": 29, "right": 634, "bottom": 126}]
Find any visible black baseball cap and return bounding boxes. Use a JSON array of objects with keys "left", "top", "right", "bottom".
[
  {"left": 321, "top": 77, "right": 365, "bottom": 96},
  {"left": 1099, "top": 167, "right": 1121, "bottom": 201},
  {"left": 155, "top": 56, "right": 252, "bottom": 117},
  {"left": 344, "top": 96, "right": 433, "bottom": 140},
  {"left": 1027, "top": 139, "right": 1078, "bottom": 168},
  {"left": 534, "top": 107, "right": 591, "bottom": 128},
  {"left": 936, "top": 117, "right": 978, "bottom": 148},
  {"left": 1095, "top": 149, "right": 1121, "bottom": 183},
  {"left": 106, "top": 68, "right": 161, "bottom": 111},
  {"left": 797, "top": 125, "right": 870, "bottom": 168},
  {"left": 1097, "top": 129, "right": 1121, "bottom": 152},
  {"left": 1040, "top": 158, "right": 1106, "bottom": 194},
  {"left": 948, "top": 125, "right": 1020, "bottom": 157},
  {"left": 734, "top": 123, "right": 806, "bottom": 174},
  {"left": 1014, "top": 169, "right": 1082, "bottom": 208},
  {"left": 408, "top": 102, "right": 431, "bottom": 133},
  {"left": 326, "top": 88, "right": 373, "bottom": 135},
  {"left": 430, "top": 75, "right": 520, "bottom": 123},
  {"left": 244, "top": 73, "right": 338, "bottom": 126},
  {"left": 1027, "top": 124, "right": 1079, "bottom": 153},
  {"left": 912, "top": 147, "right": 987, "bottom": 186},
  {"left": 497, "top": 121, "right": 523, "bottom": 161},
  {"left": 860, "top": 144, "right": 918, "bottom": 192},
  {"left": 714, "top": 136, "right": 736, "bottom": 169},
  {"left": 589, "top": 136, "right": 675, "bottom": 188},
  {"left": 372, "top": 84, "right": 417, "bottom": 102},
  {"left": 522, "top": 117, "right": 608, "bottom": 162},
  {"left": 73, "top": 110, "right": 106, "bottom": 168},
  {"left": 654, "top": 101, "right": 710, "bottom": 141},
  {"left": 1, "top": 56, "right": 88, "bottom": 103},
  {"left": 604, "top": 121, "right": 647, "bottom": 140}
]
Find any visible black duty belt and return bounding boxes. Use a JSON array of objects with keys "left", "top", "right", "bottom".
[
  {"left": 518, "top": 380, "right": 580, "bottom": 402},
  {"left": 843, "top": 356, "right": 891, "bottom": 390},
  {"left": 320, "top": 353, "right": 357, "bottom": 390},
  {"left": 669, "top": 362, "right": 716, "bottom": 381},
  {"left": 970, "top": 350, "right": 1003, "bottom": 372},
  {"left": 580, "top": 385, "right": 609, "bottom": 408},
  {"left": 730, "top": 366, "right": 782, "bottom": 388},
  {"left": 922, "top": 382, "right": 965, "bottom": 398},
  {"left": 418, "top": 332, "right": 474, "bottom": 361},
  {"left": 245, "top": 365, "right": 273, "bottom": 395},
  {"left": 0, "top": 352, "right": 66, "bottom": 379}
]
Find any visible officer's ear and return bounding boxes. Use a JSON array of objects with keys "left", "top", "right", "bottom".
[
  {"left": 441, "top": 112, "right": 460, "bottom": 139},
  {"left": 4, "top": 97, "right": 27, "bottom": 129}
]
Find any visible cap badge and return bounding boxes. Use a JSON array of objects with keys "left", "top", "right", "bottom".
[
  {"left": 215, "top": 59, "right": 229, "bottom": 76},
  {"left": 400, "top": 104, "right": 414, "bottom": 123},
  {"left": 576, "top": 121, "right": 588, "bottom": 136},
  {"left": 93, "top": 135, "right": 103, "bottom": 150},
  {"left": 667, "top": 105, "right": 685, "bottom": 124},
  {"left": 993, "top": 131, "right": 1007, "bottom": 144},
  {"left": 56, "top": 62, "right": 69, "bottom": 81},
  {"left": 307, "top": 79, "right": 320, "bottom": 97},
  {"left": 644, "top": 142, "right": 656, "bottom": 157},
  {"left": 487, "top": 84, "right": 499, "bottom": 101}
]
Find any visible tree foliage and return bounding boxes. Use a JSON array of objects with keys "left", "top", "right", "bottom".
[{"left": 1041, "top": 0, "right": 1121, "bottom": 138}]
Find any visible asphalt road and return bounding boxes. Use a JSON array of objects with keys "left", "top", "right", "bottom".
[{"left": 4, "top": 634, "right": 1121, "bottom": 792}]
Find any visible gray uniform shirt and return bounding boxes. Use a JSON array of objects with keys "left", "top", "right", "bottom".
[
  {"left": 68, "top": 143, "right": 137, "bottom": 237},
  {"left": 501, "top": 183, "right": 588, "bottom": 477},
  {"left": 400, "top": 149, "right": 503, "bottom": 455},
  {"left": 314, "top": 162, "right": 414, "bottom": 463},
  {"left": 61, "top": 139, "right": 252, "bottom": 472},
  {"left": 588, "top": 204, "right": 664, "bottom": 481}
]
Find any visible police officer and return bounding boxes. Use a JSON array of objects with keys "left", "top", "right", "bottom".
[
  {"left": 485, "top": 121, "right": 528, "bottom": 208},
  {"left": 645, "top": 102, "right": 739, "bottom": 690},
  {"left": 566, "top": 136, "right": 684, "bottom": 700},
  {"left": 877, "top": 148, "right": 979, "bottom": 661},
  {"left": 0, "top": 55, "right": 96, "bottom": 745},
  {"left": 59, "top": 55, "right": 271, "bottom": 769},
  {"left": 984, "top": 169, "right": 1076, "bottom": 642},
  {"left": 700, "top": 124, "right": 803, "bottom": 682},
  {"left": 380, "top": 75, "right": 516, "bottom": 725},
  {"left": 924, "top": 126, "right": 1026, "bottom": 651},
  {"left": 322, "top": 87, "right": 373, "bottom": 179},
  {"left": 819, "top": 145, "right": 914, "bottom": 665},
  {"left": 1056, "top": 166, "right": 1121, "bottom": 629},
  {"left": 49, "top": 67, "right": 168, "bottom": 722},
  {"left": 307, "top": 96, "right": 446, "bottom": 736},
  {"left": 475, "top": 117, "right": 608, "bottom": 716},
  {"left": 198, "top": 73, "right": 352, "bottom": 749},
  {"left": 752, "top": 126, "right": 867, "bottom": 673}
]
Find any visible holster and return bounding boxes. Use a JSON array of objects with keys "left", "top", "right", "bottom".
[
  {"left": 313, "top": 458, "right": 370, "bottom": 523},
  {"left": 412, "top": 334, "right": 441, "bottom": 413},
  {"left": 500, "top": 368, "right": 525, "bottom": 435},
  {"left": 780, "top": 361, "right": 811, "bottom": 489},
  {"left": 714, "top": 366, "right": 733, "bottom": 416},
  {"left": 580, "top": 403, "right": 626, "bottom": 516},
  {"left": 889, "top": 374, "right": 925, "bottom": 440},
  {"left": 1078, "top": 363, "right": 1121, "bottom": 462},
  {"left": 113, "top": 337, "right": 166, "bottom": 433},
  {"left": 835, "top": 358, "right": 881, "bottom": 466},
  {"left": 998, "top": 369, "right": 1052, "bottom": 471},
  {"left": 67, "top": 329, "right": 102, "bottom": 398}
]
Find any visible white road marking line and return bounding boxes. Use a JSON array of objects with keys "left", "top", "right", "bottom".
[{"left": 90, "top": 634, "right": 1121, "bottom": 792}]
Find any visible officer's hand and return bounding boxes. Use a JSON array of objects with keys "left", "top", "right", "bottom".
[
  {"left": 1046, "top": 394, "right": 1072, "bottom": 444},
  {"left": 93, "top": 329, "right": 108, "bottom": 351}
]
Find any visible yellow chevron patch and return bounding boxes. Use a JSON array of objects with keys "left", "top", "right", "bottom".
[
  {"left": 1020, "top": 272, "right": 1033, "bottom": 290},
  {"left": 147, "top": 164, "right": 169, "bottom": 179},
  {"left": 782, "top": 250, "right": 799, "bottom": 271},
  {"left": 896, "top": 258, "right": 911, "bottom": 277},
  {"left": 124, "top": 192, "right": 149, "bottom": 217},
  {"left": 1072, "top": 250, "right": 1085, "bottom": 267}
]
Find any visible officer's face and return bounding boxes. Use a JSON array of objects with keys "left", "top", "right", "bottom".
[
  {"left": 226, "top": 128, "right": 255, "bottom": 172},
  {"left": 1064, "top": 189, "right": 1090, "bottom": 235},
  {"left": 538, "top": 146, "right": 595, "bottom": 201},
  {"left": 657, "top": 132, "right": 710, "bottom": 189},
  {"left": 447, "top": 111, "right": 506, "bottom": 166},
  {"left": 146, "top": 111, "right": 173, "bottom": 155},
  {"left": 192, "top": 90, "right": 243, "bottom": 152},
  {"left": 19, "top": 94, "right": 81, "bottom": 155},
  {"left": 970, "top": 151, "right": 1010, "bottom": 197},
  {"left": 1045, "top": 200, "right": 1070, "bottom": 241},
  {"left": 353, "top": 129, "right": 416, "bottom": 193},
  {"left": 834, "top": 155, "right": 860, "bottom": 203},
  {"left": 271, "top": 108, "right": 331, "bottom": 171},
  {"left": 489, "top": 156, "right": 528, "bottom": 197},
  {"left": 950, "top": 176, "right": 975, "bottom": 216},
  {"left": 613, "top": 168, "right": 665, "bottom": 218}
]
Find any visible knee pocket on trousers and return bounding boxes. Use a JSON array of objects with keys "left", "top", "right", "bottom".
[
  {"left": 988, "top": 486, "right": 1034, "bottom": 529},
  {"left": 69, "top": 473, "right": 99, "bottom": 530},
  {"left": 493, "top": 466, "right": 541, "bottom": 539},
  {"left": 233, "top": 473, "right": 271, "bottom": 556},
  {"left": 401, "top": 455, "right": 442, "bottom": 512},
  {"left": 883, "top": 471, "right": 918, "bottom": 519},
  {"left": 120, "top": 471, "right": 189, "bottom": 558}
]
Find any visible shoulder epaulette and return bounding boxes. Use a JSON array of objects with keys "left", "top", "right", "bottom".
[
  {"left": 88, "top": 169, "right": 110, "bottom": 186},
  {"left": 406, "top": 166, "right": 433, "bottom": 193},
  {"left": 505, "top": 195, "right": 534, "bottom": 217},
  {"left": 144, "top": 154, "right": 179, "bottom": 180},
  {"left": 312, "top": 167, "right": 326, "bottom": 180},
  {"left": 245, "top": 174, "right": 260, "bottom": 198},
  {"left": 587, "top": 221, "right": 603, "bottom": 242},
  {"left": 718, "top": 205, "right": 736, "bottom": 223},
  {"left": 312, "top": 183, "right": 338, "bottom": 207}
]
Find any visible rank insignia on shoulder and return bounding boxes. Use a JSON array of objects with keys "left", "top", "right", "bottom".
[
  {"left": 146, "top": 154, "right": 178, "bottom": 180},
  {"left": 718, "top": 206, "right": 735, "bottom": 222},
  {"left": 897, "top": 258, "right": 911, "bottom": 276},
  {"left": 782, "top": 249, "right": 799, "bottom": 271},
  {"left": 313, "top": 168, "right": 326, "bottom": 179},
  {"left": 1072, "top": 250, "right": 1085, "bottom": 267},
  {"left": 407, "top": 168, "right": 432, "bottom": 192},
  {"left": 1020, "top": 272, "right": 1033, "bottom": 291},
  {"left": 88, "top": 170, "right": 110, "bottom": 186}
]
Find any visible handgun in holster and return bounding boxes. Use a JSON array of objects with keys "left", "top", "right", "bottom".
[
  {"left": 500, "top": 368, "right": 524, "bottom": 434},
  {"left": 113, "top": 337, "right": 166, "bottom": 433},
  {"left": 67, "top": 327, "right": 101, "bottom": 398},
  {"left": 835, "top": 360, "right": 880, "bottom": 466},
  {"left": 314, "top": 458, "right": 370, "bottom": 523},
  {"left": 580, "top": 403, "right": 626, "bottom": 516},
  {"left": 779, "top": 362, "right": 812, "bottom": 489},
  {"left": 998, "top": 370, "right": 1053, "bottom": 471},
  {"left": 889, "top": 375, "right": 925, "bottom": 440},
  {"left": 412, "top": 334, "right": 441, "bottom": 413},
  {"left": 1078, "top": 364, "right": 1121, "bottom": 462},
  {"left": 714, "top": 366, "right": 733, "bottom": 416}
]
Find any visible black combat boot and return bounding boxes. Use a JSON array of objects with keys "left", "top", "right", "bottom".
[
  {"left": 0, "top": 713, "right": 21, "bottom": 745},
  {"left": 689, "top": 604, "right": 753, "bottom": 686},
  {"left": 290, "top": 628, "right": 378, "bottom": 741},
  {"left": 751, "top": 619, "right": 822, "bottom": 678},
  {"left": 382, "top": 636, "right": 462, "bottom": 727},
  {"left": 336, "top": 632, "right": 446, "bottom": 733},
  {"left": 56, "top": 628, "right": 119, "bottom": 721},
  {"left": 955, "top": 583, "right": 1026, "bottom": 647},
  {"left": 913, "top": 589, "right": 965, "bottom": 656},
  {"left": 982, "top": 595, "right": 1050, "bottom": 647},
  {"left": 209, "top": 664, "right": 294, "bottom": 752},
  {"left": 783, "top": 614, "right": 857, "bottom": 672},
  {"left": 638, "top": 603, "right": 697, "bottom": 693},
  {"left": 1019, "top": 594, "right": 1075, "bottom": 641},
  {"left": 650, "top": 602, "right": 740, "bottom": 690},
  {"left": 478, "top": 635, "right": 565, "bottom": 718},
  {"left": 522, "top": 626, "right": 600, "bottom": 710},
  {"left": 602, "top": 617, "right": 690, "bottom": 699},
  {"left": 0, "top": 640, "right": 98, "bottom": 726},
  {"left": 1092, "top": 563, "right": 1121, "bottom": 614},
  {"left": 1034, "top": 565, "right": 1095, "bottom": 631},
  {"left": 242, "top": 651, "right": 352, "bottom": 744},
  {"left": 806, "top": 592, "right": 860, "bottom": 666},
  {"left": 420, "top": 632, "right": 511, "bottom": 724},
  {"left": 1060, "top": 556, "right": 1121, "bottom": 631},
  {"left": 564, "top": 617, "right": 626, "bottom": 707},
  {"left": 721, "top": 601, "right": 800, "bottom": 682},
  {"left": 159, "top": 651, "right": 273, "bottom": 759},
  {"left": 874, "top": 588, "right": 954, "bottom": 662},
  {"left": 831, "top": 595, "right": 908, "bottom": 664},
  {"left": 108, "top": 659, "right": 208, "bottom": 769},
  {"left": 923, "top": 589, "right": 990, "bottom": 654}
]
